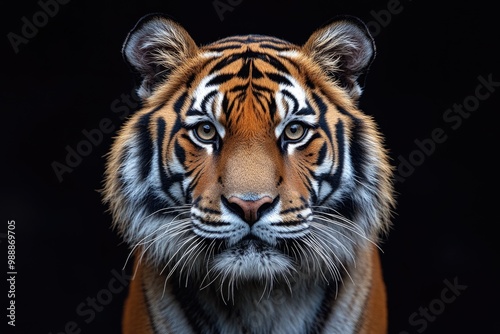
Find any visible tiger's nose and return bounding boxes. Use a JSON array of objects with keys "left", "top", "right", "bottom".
[{"left": 223, "top": 195, "right": 276, "bottom": 225}]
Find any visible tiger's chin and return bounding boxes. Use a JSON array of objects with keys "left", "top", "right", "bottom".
[{"left": 211, "top": 238, "right": 295, "bottom": 282}]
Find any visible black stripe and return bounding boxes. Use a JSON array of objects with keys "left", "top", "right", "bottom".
[
  {"left": 316, "top": 142, "right": 327, "bottom": 166},
  {"left": 156, "top": 118, "right": 181, "bottom": 205},
  {"left": 268, "top": 94, "right": 277, "bottom": 121},
  {"left": 134, "top": 111, "right": 155, "bottom": 181},
  {"left": 296, "top": 107, "right": 315, "bottom": 116},
  {"left": 305, "top": 76, "right": 315, "bottom": 89},
  {"left": 221, "top": 94, "right": 230, "bottom": 117},
  {"left": 206, "top": 44, "right": 242, "bottom": 52},
  {"left": 312, "top": 92, "right": 332, "bottom": 140},
  {"left": 198, "top": 207, "right": 222, "bottom": 215},
  {"left": 307, "top": 273, "right": 347, "bottom": 334},
  {"left": 252, "top": 63, "right": 264, "bottom": 78},
  {"left": 170, "top": 273, "right": 218, "bottom": 334},
  {"left": 281, "top": 89, "right": 299, "bottom": 113},
  {"left": 138, "top": 192, "right": 170, "bottom": 219},
  {"left": 295, "top": 132, "right": 321, "bottom": 151},
  {"left": 192, "top": 215, "right": 230, "bottom": 227},
  {"left": 236, "top": 59, "right": 251, "bottom": 78},
  {"left": 174, "top": 140, "right": 186, "bottom": 166},
  {"left": 211, "top": 54, "right": 241, "bottom": 72},
  {"left": 132, "top": 104, "right": 166, "bottom": 181},
  {"left": 252, "top": 93, "right": 267, "bottom": 116},
  {"left": 251, "top": 51, "right": 290, "bottom": 74},
  {"left": 185, "top": 72, "right": 196, "bottom": 88},
  {"left": 342, "top": 109, "right": 367, "bottom": 184},
  {"left": 170, "top": 93, "right": 187, "bottom": 143},
  {"left": 186, "top": 108, "right": 205, "bottom": 117},
  {"left": 318, "top": 121, "right": 345, "bottom": 206},
  {"left": 229, "top": 82, "right": 249, "bottom": 93},
  {"left": 206, "top": 73, "right": 235, "bottom": 86},
  {"left": 333, "top": 193, "right": 357, "bottom": 223},
  {"left": 335, "top": 106, "right": 374, "bottom": 221},
  {"left": 251, "top": 82, "right": 274, "bottom": 94},
  {"left": 259, "top": 43, "right": 292, "bottom": 51},
  {"left": 200, "top": 90, "right": 219, "bottom": 113},
  {"left": 280, "top": 206, "right": 306, "bottom": 215},
  {"left": 270, "top": 220, "right": 306, "bottom": 227},
  {"left": 266, "top": 72, "right": 292, "bottom": 86},
  {"left": 174, "top": 92, "right": 188, "bottom": 113},
  {"left": 210, "top": 50, "right": 291, "bottom": 75}
]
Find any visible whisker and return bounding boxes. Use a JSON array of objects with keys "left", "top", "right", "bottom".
[
  {"left": 179, "top": 241, "right": 207, "bottom": 287},
  {"left": 161, "top": 235, "right": 200, "bottom": 298},
  {"left": 302, "top": 234, "right": 338, "bottom": 282},
  {"left": 186, "top": 244, "right": 208, "bottom": 284},
  {"left": 311, "top": 205, "right": 366, "bottom": 234},
  {"left": 309, "top": 232, "right": 348, "bottom": 283},
  {"left": 311, "top": 223, "right": 357, "bottom": 266},
  {"left": 312, "top": 211, "right": 382, "bottom": 252},
  {"left": 160, "top": 234, "right": 198, "bottom": 277},
  {"left": 123, "top": 208, "right": 191, "bottom": 271},
  {"left": 199, "top": 263, "right": 222, "bottom": 291},
  {"left": 136, "top": 218, "right": 191, "bottom": 271}
]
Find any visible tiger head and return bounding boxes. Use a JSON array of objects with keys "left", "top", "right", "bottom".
[{"left": 103, "top": 14, "right": 394, "bottom": 291}]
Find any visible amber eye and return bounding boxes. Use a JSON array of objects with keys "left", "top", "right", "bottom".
[
  {"left": 195, "top": 122, "right": 217, "bottom": 142},
  {"left": 284, "top": 122, "right": 306, "bottom": 142}
]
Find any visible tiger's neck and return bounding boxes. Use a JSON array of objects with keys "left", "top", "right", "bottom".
[{"left": 122, "top": 246, "right": 386, "bottom": 334}]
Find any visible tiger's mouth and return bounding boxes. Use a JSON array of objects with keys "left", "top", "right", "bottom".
[
  {"left": 211, "top": 238, "right": 294, "bottom": 281},
  {"left": 237, "top": 234, "right": 268, "bottom": 247},
  {"left": 215, "top": 233, "right": 278, "bottom": 257}
]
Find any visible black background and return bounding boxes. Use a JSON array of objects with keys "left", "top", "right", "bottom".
[{"left": 3, "top": 0, "right": 499, "bottom": 333}]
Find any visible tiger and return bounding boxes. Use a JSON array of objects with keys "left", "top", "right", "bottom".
[{"left": 102, "top": 13, "right": 395, "bottom": 334}]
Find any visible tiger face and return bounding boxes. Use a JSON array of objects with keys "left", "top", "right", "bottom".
[{"left": 103, "top": 15, "right": 394, "bottom": 293}]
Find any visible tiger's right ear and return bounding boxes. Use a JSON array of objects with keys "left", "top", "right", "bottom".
[
  {"left": 303, "top": 16, "right": 375, "bottom": 101},
  {"left": 122, "top": 14, "right": 198, "bottom": 99}
]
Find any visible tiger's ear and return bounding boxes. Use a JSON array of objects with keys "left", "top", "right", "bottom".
[
  {"left": 122, "top": 14, "right": 198, "bottom": 99},
  {"left": 303, "top": 16, "right": 375, "bottom": 100}
]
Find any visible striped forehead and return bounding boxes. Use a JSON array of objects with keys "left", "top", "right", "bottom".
[{"left": 185, "top": 37, "right": 314, "bottom": 136}]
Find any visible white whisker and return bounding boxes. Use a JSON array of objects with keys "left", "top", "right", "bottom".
[
  {"left": 312, "top": 209, "right": 382, "bottom": 252},
  {"left": 123, "top": 207, "right": 192, "bottom": 271},
  {"left": 310, "top": 218, "right": 357, "bottom": 263}
]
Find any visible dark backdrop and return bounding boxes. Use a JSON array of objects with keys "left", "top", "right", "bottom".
[{"left": 3, "top": 1, "right": 498, "bottom": 333}]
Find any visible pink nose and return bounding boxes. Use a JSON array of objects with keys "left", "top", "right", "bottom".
[{"left": 226, "top": 196, "right": 274, "bottom": 225}]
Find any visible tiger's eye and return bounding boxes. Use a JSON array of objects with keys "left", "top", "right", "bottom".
[
  {"left": 284, "top": 123, "right": 306, "bottom": 141},
  {"left": 196, "top": 123, "right": 217, "bottom": 142}
]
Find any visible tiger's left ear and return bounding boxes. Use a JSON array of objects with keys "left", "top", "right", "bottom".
[
  {"left": 122, "top": 14, "right": 198, "bottom": 99},
  {"left": 303, "top": 16, "right": 375, "bottom": 100}
]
